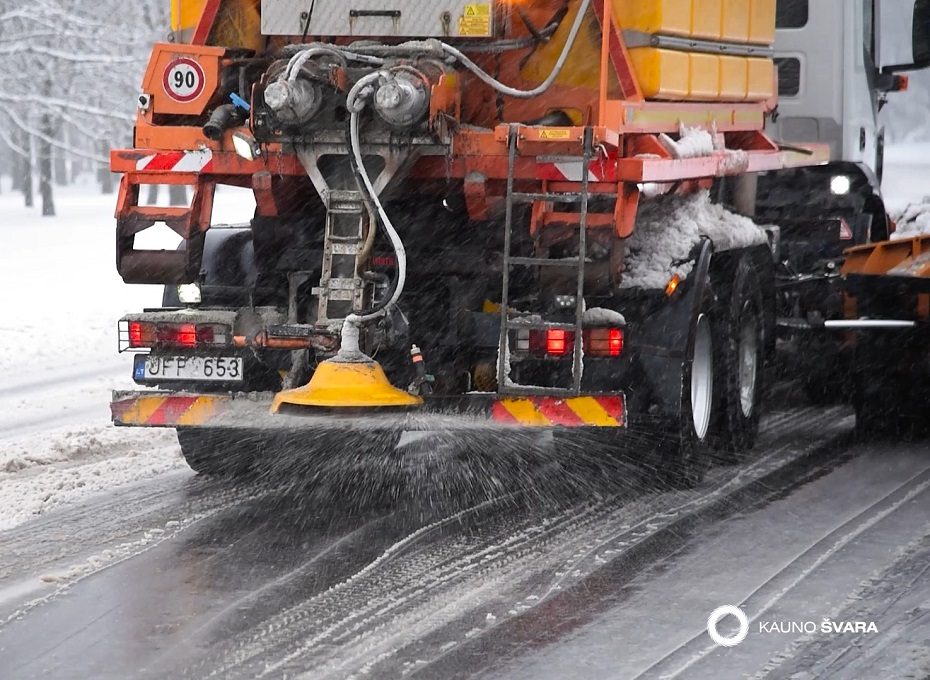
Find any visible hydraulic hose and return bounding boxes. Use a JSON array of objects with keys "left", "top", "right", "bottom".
[
  {"left": 345, "top": 71, "right": 408, "bottom": 324},
  {"left": 283, "top": 45, "right": 383, "bottom": 82},
  {"left": 284, "top": 46, "right": 347, "bottom": 83},
  {"left": 324, "top": 0, "right": 590, "bottom": 337},
  {"left": 439, "top": 0, "right": 590, "bottom": 99}
]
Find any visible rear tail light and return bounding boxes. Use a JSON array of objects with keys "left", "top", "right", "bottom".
[
  {"left": 125, "top": 322, "right": 229, "bottom": 349},
  {"left": 128, "top": 321, "right": 156, "bottom": 348},
  {"left": 586, "top": 328, "right": 624, "bottom": 357},
  {"left": 546, "top": 329, "right": 572, "bottom": 356},
  {"left": 161, "top": 323, "right": 198, "bottom": 348},
  {"left": 520, "top": 327, "right": 624, "bottom": 358},
  {"left": 527, "top": 329, "right": 576, "bottom": 356}
]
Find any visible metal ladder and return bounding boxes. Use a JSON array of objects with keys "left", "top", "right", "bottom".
[
  {"left": 313, "top": 189, "right": 368, "bottom": 324},
  {"left": 497, "top": 126, "right": 595, "bottom": 397}
]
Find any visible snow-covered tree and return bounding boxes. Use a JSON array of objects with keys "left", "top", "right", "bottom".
[{"left": 0, "top": 0, "right": 167, "bottom": 214}]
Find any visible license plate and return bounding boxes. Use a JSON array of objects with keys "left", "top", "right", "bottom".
[{"left": 134, "top": 355, "right": 244, "bottom": 383}]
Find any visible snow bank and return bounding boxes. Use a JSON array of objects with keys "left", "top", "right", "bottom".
[
  {"left": 892, "top": 200, "right": 930, "bottom": 239},
  {"left": 0, "top": 427, "right": 183, "bottom": 531},
  {"left": 0, "top": 177, "right": 237, "bottom": 530},
  {"left": 621, "top": 190, "right": 767, "bottom": 290}
]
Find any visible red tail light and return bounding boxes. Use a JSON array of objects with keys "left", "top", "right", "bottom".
[
  {"left": 527, "top": 329, "right": 576, "bottom": 357},
  {"left": 586, "top": 328, "right": 624, "bottom": 357},
  {"left": 523, "top": 327, "right": 624, "bottom": 358},
  {"left": 128, "top": 321, "right": 156, "bottom": 348},
  {"left": 159, "top": 323, "right": 198, "bottom": 348},
  {"left": 124, "top": 322, "right": 228, "bottom": 349},
  {"left": 546, "top": 329, "right": 572, "bottom": 356}
]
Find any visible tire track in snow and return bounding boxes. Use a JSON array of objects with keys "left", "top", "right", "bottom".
[
  {"left": 392, "top": 408, "right": 853, "bottom": 678},
  {"left": 0, "top": 474, "right": 276, "bottom": 620},
  {"left": 0, "top": 362, "right": 124, "bottom": 440},
  {"left": 632, "top": 460, "right": 930, "bottom": 680},
  {"left": 194, "top": 492, "right": 582, "bottom": 679},
  {"left": 193, "top": 408, "right": 850, "bottom": 679}
]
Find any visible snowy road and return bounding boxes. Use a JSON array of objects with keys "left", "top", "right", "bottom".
[{"left": 3, "top": 408, "right": 928, "bottom": 679}]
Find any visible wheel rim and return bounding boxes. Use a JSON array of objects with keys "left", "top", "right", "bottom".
[
  {"left": 691, "top": 314, "right": 714, "bottom": 440},
  {"left": 738, "top": 310, "right": 759, "bottom": 419}
]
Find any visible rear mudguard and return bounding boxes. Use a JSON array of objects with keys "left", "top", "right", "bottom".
[{"left": 631, "top": 239, "right": 714, "bottom": 419}]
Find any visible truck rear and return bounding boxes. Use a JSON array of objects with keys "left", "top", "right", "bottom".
[{"left": 108, "top": 0, "right": 928, "bottom": 482}]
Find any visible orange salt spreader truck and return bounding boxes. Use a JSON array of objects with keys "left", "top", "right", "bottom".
[{"left": 109, "top": 0, "right": 930, "bottom": 482}]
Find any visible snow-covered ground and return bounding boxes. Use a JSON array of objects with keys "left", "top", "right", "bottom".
[
  {"left": 883, "top": 143, "right": 930, "bottom": 238},
  {"left": 0, "top": 177, "right": 256, "bottom": 530},
  {"left": 882, "top": 143, "right": 930, "bottom": 213}
]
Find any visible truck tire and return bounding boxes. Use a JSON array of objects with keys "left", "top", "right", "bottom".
[
  {"left": 177, "top": 429, "right": 255, "bottom": 476},
  {"left": 719, "top": 256, "right": 764, "bottom": 459},
  {"left": 663, "top": 287, "right": 720, "bottom": 488}
]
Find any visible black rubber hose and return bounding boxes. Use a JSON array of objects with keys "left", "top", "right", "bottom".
[{"left": 203, "top": 104, "right": 245, "bottom": 141}]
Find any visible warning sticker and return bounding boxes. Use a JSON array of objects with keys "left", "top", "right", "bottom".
[
  {"left": 459, "top": 4, "right": 492, "bottom": 37},
  {"left": 538, "top": 129, "right": 573, "bottom": 141}
]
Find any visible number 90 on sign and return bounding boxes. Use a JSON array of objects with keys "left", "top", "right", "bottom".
[{"left": 163, "top": 58, "right": 205, "bottom": 103}]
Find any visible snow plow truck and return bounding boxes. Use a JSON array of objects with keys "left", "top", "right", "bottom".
[{"left": 110, "top": 0, "right": 930, "bottom": 482}]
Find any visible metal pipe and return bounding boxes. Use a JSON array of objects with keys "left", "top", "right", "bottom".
[{"left": 823, "top": 319, "right": 917, "bottom": 329}]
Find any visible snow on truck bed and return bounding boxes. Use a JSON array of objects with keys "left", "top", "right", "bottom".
[{"left": 620, "top": 190, "right": 767, "bottom": 290}]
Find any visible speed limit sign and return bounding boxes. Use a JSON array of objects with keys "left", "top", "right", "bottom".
[{"left": 163, "top": 57, "right": 206, "bottom": 103}]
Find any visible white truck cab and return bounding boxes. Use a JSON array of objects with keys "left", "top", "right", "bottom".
[{"left": 769, "top": 0, "right": 930, "bottom": 178}]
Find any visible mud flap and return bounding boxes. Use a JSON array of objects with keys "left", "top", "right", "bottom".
[{"left": 633, "top": 239, "right": 715, "bottom": 420}]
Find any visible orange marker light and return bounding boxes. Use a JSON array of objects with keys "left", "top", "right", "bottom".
[{"left": 665, "top": 274, "right": 682, "bottom": 297}]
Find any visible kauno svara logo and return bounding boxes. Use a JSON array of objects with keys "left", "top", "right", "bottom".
[
  {"left": 707, "top": 605, "right": 750, "bottom": 647},
  {"left": 706, "top": 605, "right": 881, "bottom": 647}
]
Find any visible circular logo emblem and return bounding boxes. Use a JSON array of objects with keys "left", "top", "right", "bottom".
[
  {"left": 707, "top": 605, "right": 750, "bottom": 647},
  {"left": 163, "top": 57, "right": 206, "bottom": 103}
]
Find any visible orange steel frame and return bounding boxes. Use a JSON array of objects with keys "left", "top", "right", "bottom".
[
  {"left": 842, "top": 234, "right": 930, "bottom": 321},
  {"left": 112, "top": 0, "right": 825, "bottom": 282}
]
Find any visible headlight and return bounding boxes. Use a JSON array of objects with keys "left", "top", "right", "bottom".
[
  {"left": 177, "top": 282, "right": 202, "bottom": 305},
  {"left": 830, "top": 175, "right": 851, "bottom": 195}
]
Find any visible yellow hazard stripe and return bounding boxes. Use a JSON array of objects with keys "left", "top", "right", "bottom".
[
  {"left": 499, "top": 398, "right": 553, "bottom": 426},
  {"left": 493, "top": 396, "right": 624, "bottom": 427},
  {"left": 564, "top": 396, "right": 619, "bottom": 427},
  {"left": 113, "top": 395, "right": 223, "bottom": 427},
  {"left": 117, "top": 396, "right": 168, "bottom": 425},
  {"left": 176, "top": 396, "right": 220, "bottom": 426}
]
